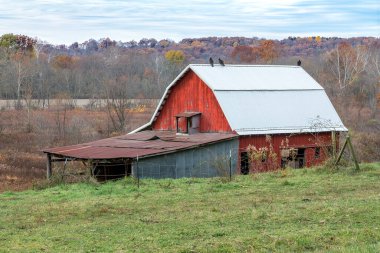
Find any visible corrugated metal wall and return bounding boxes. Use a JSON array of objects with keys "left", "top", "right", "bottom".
[
  {"left": 131, "top": 139, "right": 238, "bottom": 179},
  {"left": 152, "top": 70, "right": 232, "bottom": 133}
]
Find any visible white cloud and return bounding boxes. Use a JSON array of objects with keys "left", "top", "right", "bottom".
[{"left": 0, "top": 0, "right": 378, "bottom": 44}]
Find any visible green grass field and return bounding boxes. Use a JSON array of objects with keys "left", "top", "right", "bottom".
[{"left": 1, "top": 164, "right": 379, "bottom": 252}]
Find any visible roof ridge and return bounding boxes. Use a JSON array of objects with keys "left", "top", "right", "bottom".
[{"left": 189, "top": 64, "right": 300, "bottom": 68}]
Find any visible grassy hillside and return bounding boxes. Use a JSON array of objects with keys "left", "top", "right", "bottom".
[{"left": 0, "top": 164, "right": 379, "bottom": 252}]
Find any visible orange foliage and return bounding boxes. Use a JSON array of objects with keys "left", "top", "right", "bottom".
[
  {"left": 231, "top": 40, "right": 280, "bottom": 64},
  {"left": 52, "top": 55, "right": 77, "bottom": 69},
  {"left": 258, "top": 40, "right": 280, "bottom": 63}
]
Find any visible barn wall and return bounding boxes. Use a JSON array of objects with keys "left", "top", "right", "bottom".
[
  {"left": 238, "top": 132, "right": 335, "bottom": 172},
  {"left": 131, "top": 139, "right": 238, "bottom": 179},
  {"left": 152, "top": 70, "right": 232, "bottom": 133}
]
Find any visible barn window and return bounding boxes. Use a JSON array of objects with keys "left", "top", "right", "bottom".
[{"left": 315, "top": 147, "right": 321, "bottom": 158}]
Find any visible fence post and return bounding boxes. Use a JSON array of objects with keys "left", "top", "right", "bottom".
[
  {"left": 46, "top": 153, "right": 52, "bottom": 179},
  {"left": 229, "top": 149, "right": 232, "bottom": 181},
  {"left": 136, "top": 155, "right": 140, "bottom": 188},
  {"left": 331, "top": 130, "right": 336, "bottom": 159}
]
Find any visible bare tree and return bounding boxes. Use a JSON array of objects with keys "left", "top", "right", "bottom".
[
  {"left": 104, "top": 77, "right": 130, "bottom": 133},
  {"left": 326, "top": 42, "right": 369, "bottom": 90}
]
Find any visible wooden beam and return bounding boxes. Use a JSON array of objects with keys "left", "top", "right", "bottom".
[
  {"left": 46, "top": 153, "right": 52, "bottom": 179},
  {"left": 51, "top": 157, "right": 71, "bottom": 162},
  {"left": 331, "top": 131, "right": 336, "bottom": 159},
  {"left": 335, "top": 136, "right": 348, "bottom": 166},
  {"left": 335, "top": 135, "right": 360, "bottom": 171},
  {"left": 347, "top": 136, "right": 360, "bottom": 171}
]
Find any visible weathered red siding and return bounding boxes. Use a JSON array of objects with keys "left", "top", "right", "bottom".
[
  {"left": 238, "top": 132, "right": 335, "bottom": 172},
  {"left": 152, "top": 70, "right": 232, "bottom": 132}
]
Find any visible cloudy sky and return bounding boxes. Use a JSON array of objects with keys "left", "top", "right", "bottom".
[{"left": 0, "top": 0, "right": 379, "bottom": 45}]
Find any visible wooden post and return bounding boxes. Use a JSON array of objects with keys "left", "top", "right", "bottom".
[
  {"left": 331, "top": 131, "right": 336, "bottom": 159},
  {"left": 46, "top": 153, "right": 52, "bottom": 179},
  {"left": 335, "top": 135, "right": 360, "bottom": 171},
  {"left": 335, "top": 136, "right": 348, "bottom": 166},
  {"left": 229, "top": 149, "right": 232, "bottom": 181},
  {"left": 136, "top": 155, "right": 140, "bottom": 188},
  {"left": 347, "top": 136, "right": 360, "bottom": 171}
]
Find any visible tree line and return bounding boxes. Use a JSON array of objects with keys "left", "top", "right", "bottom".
[{"left": 0, "top": 33, "right": 378, "bottom": 121}]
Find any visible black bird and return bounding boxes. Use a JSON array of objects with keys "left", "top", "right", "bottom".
[
  {"left": 297, "top": 59, "right": 302, "bottom": 66},
  {"left": 218, "top": 58, "right": 225, "bottom": 66},
  {"left": 209, "top": 57, "right": 214, "bottom": 67}
]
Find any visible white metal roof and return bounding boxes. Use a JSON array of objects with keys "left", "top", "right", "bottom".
[
  {"left": 131, "top": 64, "right": 347, "bottom": 135},
  {"left": 214, "top": 90, "right": 347, "bottom": 135},
  {"left": 190, "top": 64, "right": 323, "bottom": 90}
]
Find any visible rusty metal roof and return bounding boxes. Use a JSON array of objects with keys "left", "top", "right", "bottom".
[{"left": 43, "top": 131, "right": 237, "bottom": 160}]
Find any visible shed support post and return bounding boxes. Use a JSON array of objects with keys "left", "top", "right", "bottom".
[
  {"left": 46, "top": 153, "right": 52, "bottom": 179},
  {"left": 331, "top": 131, "right": 336, "bottom": 159},
  {"left": 335, "top": 135, "right": 360, "bottom": 171},
  {"left": 136, "top": 155, "right": 140, "bottom": 188},
  {"left": 229, "top": 149, "right": 232, "bottom": 181},
  {"left": 347, "top": 136, "right": 360, "bottom": 171}
]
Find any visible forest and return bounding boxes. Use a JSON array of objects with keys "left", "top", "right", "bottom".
[{"left": 0, "top": 34, "right": 379, "bottom": 191}]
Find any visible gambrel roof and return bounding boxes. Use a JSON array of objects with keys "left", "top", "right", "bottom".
[{"left": 132, "top": 64, "right": 347, "bottom": 135}]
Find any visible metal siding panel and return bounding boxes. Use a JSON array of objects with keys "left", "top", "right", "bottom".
[
  {"left": 185, "top": 151, "right": 193, "bottom": 177},
  {"left": 175, "top": 153, "right": 186, "bottom": 178},
  {"left": 131, "top": 138, "right": 239, "bottom": 179}
]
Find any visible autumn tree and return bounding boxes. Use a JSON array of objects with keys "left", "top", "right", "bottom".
[
  {"left": 258, "top": 40, "right": 280, "bottom": 64},
  {"left": 366, "top": 41, "right": 380, "bottom": 117},
  {"left": 51, "top": 55, "right": 79, "bottom": 97},
  {"left": 231, "top": 40, "right": 280, "bottom": 64},
  {"left": 231, "top": 45, "right": 260, "bottom": 63},
  {"left": 0, "top": 34, "right": 36, "bottom": 105},
  {"left": 164, "top": 50, "right": 185, "bottom": 64}
]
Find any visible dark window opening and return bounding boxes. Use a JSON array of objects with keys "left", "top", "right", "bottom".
[
  {"left": 93, "top": 162, "right": 131, "bottom": 181},
  {"left": 327, "top": 146, "right": 333, "bottom": 156},
  {"left": 281, "top": 159, "right": 287, "bottom": 168},
  {"left": 281, "top": 148, "right": 305, "bottom": 169},
  {"left": 240, "top": 152, "right": 249, "bottom": 175},
  {"left": 315, "top": 147, "right": 320, "bottom": 159},
  {"left": 297, "top": 148, "right": 305, "bottom": 168},
  {"left": 261, "top": 151, "right": 267, "bottom": 163}
]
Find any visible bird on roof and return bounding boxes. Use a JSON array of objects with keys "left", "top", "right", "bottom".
[
  {"left": 297, "top": 59, "right": 302, "bottom": 66},
  {"left": 218, "top": 58, "right": 225, "bottom": 66},
  {"left": 209, "top": 57, "right": 214, "bottom": 67}
]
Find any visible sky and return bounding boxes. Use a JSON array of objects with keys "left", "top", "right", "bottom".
[{"left": 0, "top": 0, "right": 379, "bottom": 45}]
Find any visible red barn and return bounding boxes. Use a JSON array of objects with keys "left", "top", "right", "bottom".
[
  {"left": 44, "top": 64, "right": 346, "bottom": 179},
  {"left": 132, "top": 64, "right": 346, "bottom": 174}
]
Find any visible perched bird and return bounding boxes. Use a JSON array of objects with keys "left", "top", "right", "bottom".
[
  {"left": 218, "top": 58, "right": 225, "bottom": 66},
  {"left": 297, "top": 59, "right": 302, "bottom": 66},
  {"left": 209, "top": 57, "right": 214, "bottom": 67}
]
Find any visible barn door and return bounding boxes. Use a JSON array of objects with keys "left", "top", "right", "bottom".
[{"left": 240, "top": 152, "right": 249, "bottom": 175}]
